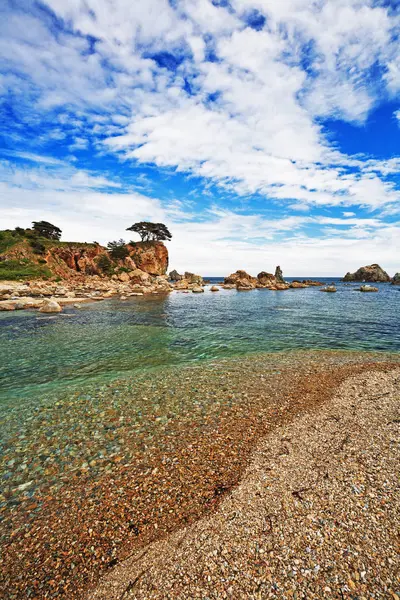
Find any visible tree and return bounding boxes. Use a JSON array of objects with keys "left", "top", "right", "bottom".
[
  {"left": 32, "top": 221, "right": 62, "bottom": 240},
  {"left": 107, "top": 239, "right": 129, "bottom": 260},
  {"left": 126, "top": 221, "right": 172, "bottom": 242}
]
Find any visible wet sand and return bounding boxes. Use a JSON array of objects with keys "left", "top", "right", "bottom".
[{"left": 1, "top": 351, "right": 399, "bottom": 599}]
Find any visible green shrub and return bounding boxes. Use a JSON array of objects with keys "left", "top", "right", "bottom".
[
  {"left": 0, "top": 259, "right": 52, "bottom": 281},
  {"left": 96, "top": 254, "right": 114, "bottom": 275},
  {"left": 107, "top": 240, "right": 129, "bottom": 260},
  {"left": 29, "top": 239, "right": 46, "bottom": 255}
]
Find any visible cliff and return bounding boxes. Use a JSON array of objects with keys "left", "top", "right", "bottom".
[
  {"left": 343, "top": 264, "right": 391, "bottom": 282},
  {"left": 0, "top": 233, "right": 169, "bottom": 281}
]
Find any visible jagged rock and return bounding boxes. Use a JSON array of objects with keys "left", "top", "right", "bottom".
[
  {"left": 118, "top": 272, "right": 130, "bottom": 283},
  {"left": 169, "top": 269, "right": 183, "bottom": 281},
  {"left": 275, "top": 265, "right": 284, "bottom": 283},
  {"left": 184, "top": 272, "right": 204, "bottom": 285},
  {"left": 257, "top": 272, "right": 276, "bottom": 287},
  {"left": 343, "top": 264, "right": 390, "bottom": 282},
  {"left": 392, "top": 273, "right": 400, "bottom": 285},
  {"left": 39, "top": 299, "right": 62, "bottom": 313},
  {"left": 225, "top": 270, "right": 257, "bottom": 289},
  {"left": 128, "top": 269, "right": 151, "bottom": 285}
]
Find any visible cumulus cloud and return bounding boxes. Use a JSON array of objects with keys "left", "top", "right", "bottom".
[{"left": 1, "top": 0, "right": 400, "bottom": 273}]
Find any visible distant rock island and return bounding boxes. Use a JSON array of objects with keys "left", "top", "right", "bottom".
[{"left": 343, "top": 264, "right": 391, "bottom": 283}]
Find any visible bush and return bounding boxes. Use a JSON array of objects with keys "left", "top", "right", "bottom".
[
  {"left": 29, "top": 239, "right": 46, "bottom": 255},
  {"left": 96, "top": 254, "right": 114, "bottom": 275},
  {"left": 107, "top": 240, "right": 129, "bottom": 261}
]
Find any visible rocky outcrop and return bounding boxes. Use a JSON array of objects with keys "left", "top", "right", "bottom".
[
  {"left": 391, "top": 273, "right": 400, "bottom": 285},
  {"left": 343, "top": 264, "right": 390, "bottom": 282},
  {"left": 274, "top": 266, "right": 284, "bottom": 283},
  {"left": 257, "top": 271, "right": 275, "bottom": 287},
  {"left": 127, "top": 242, "right": 168, "bottom": 276},
  {"left": 225, "top": 270, "right": 257, "bottom": 289},
  {"left": 184, "top": 272, "right": 204, "bottom": 285},
  {"left": 39, "top": 299, "right": 62, "bottom": 313},
  {"left": 169, "top": 269, "right": 182, "bottom": 281},
  {"left": 47, "top": 245, "right": 106, "bottom": 278},
  {"left": 359, "top": 285, "right": 378, "bottom": 292}
]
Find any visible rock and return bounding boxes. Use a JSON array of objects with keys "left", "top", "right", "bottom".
[
  {"left": 128, "top": 269, "right": 151, "bottom": 285},
  {"left": 225, "top": 270, "right": 257, "bottom": 289},
  {"left": 0, "top": 301, "right": 16, "bottom": 311},
  {"left": 118, "top": 272, "right": 130, "bottom": 283},
  {"left": 120, "top": 295, "right": 128, "bottom": 300},
  {"left": 290, "top": 281, "right": 309, "bottom": 288},
  {"left": 184, "top": 272, "right": 204, "bottom": 285},
  {"left": 343, "top": 264, "right": 390, "bottom": 282},
  {"left": 320, "top": 285, "right": 337, "bottom": 293},
  {"left": 221, "top": 284, "right": 235, "bottom": 290},
  {"left": 174, "top": 280, "right": 189, "bottom": 290},
  {"left": 39, "top": 299, "right": 62, "bottom": 313},
  {"left": 169, "top": 269, "right": 183, "bottom": 281},
  {"left": 192, "top": 286, "right": 205, "bottom": 293},
  {"left": 359, "top": 285, "right": 378, "bottom": 292},
  {"left": 300, "top": 280, "right": 325, "bottom": 286},
  {"left": 210, "top": 286, "right": 220, "bottom": 292},
  {"left": 127, "top": 241, "right": 168, "bottom": 275},
  {"left": 391, "top": 273, "right": 400, "bottom": 285},
  {"left": 257, "top": 271, "right": 276, "bottom": 287},
  {"left": 274, "top": 265, "right": 284, "bottom": 283}
]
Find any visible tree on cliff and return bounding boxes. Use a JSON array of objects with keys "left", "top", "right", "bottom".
[
  {"left": 126, "top": 222, "right": 172, "bottom": 242},
  {"left": 32, "top": 221, "right": 62, "bottom": 240},
  {"left": 107, "top": 239, "right": 129, "bottom": 260}
]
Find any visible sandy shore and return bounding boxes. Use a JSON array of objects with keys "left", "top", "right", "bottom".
[{"left": 91, "top": 367, "right": 400, "bottom": 600}]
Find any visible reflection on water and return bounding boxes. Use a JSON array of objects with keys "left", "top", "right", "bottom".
[{"left": 0, "top": 278, "right": 399, "bottom": 401}]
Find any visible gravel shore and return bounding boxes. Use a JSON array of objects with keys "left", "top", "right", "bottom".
[{"left": 91, "top": 366, "right": 400, "bottom": 600}]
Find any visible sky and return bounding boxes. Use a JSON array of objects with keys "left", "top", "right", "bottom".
[{"left": 0, "top": 0, "right": 400, "bottom": 276}]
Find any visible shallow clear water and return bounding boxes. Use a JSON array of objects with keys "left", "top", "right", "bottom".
[{"left": 1, "top": 277, "right": 399, "bottom": 402}]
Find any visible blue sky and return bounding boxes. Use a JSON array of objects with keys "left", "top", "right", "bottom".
[{"left": 0, "top": 0, "right": 400, "bottom": 275}]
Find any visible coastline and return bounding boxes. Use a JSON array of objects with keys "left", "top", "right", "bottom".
[
  {"left": 1, "top": 350, "right": 399, "bottom": 599},
  {"left": 91, "top": 364, "right": 400, "bottom": 600}
]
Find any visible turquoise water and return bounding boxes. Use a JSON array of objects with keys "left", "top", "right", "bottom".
[{"left": 1, "top": 278, "right": 399, "bottom": 402}]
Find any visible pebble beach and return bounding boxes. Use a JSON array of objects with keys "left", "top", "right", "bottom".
[{"left": 1, "top": 350, "right": 399, "bottom": 599}]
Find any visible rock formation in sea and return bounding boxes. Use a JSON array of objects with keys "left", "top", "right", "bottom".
[
  {"left": 169, "top": 269, "right": 183, "bottom": 281},
  {"left": 224, "top": 270, "right": 257, "bottom": 290},
  {"left": 391, "top": 273, "right": 400, "bottom": 285},
  {"left": 274, "top": 265, "right": 284, "bottom": 283},
  {"left": 343, "top": 264, "right": 390, "bottom": 282}
]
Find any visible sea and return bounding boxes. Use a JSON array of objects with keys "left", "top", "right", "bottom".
[{"left": 0, "top": 277, "right": 399, "bottom": 403}]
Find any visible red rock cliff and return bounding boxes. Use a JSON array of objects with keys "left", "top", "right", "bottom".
[{"left": 126, "top": 242, "right": 168, "bottom": 276}]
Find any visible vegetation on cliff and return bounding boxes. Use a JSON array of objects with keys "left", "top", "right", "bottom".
[{"left": 0, "top": 222, "right": 170, "bottom": 281}]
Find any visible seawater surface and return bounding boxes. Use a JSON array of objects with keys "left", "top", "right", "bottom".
[{"left": 1, "top": 277, "right": 399, "bottom": 403}]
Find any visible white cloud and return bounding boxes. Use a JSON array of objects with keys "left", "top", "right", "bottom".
[{"left": 1, "top": 0, "right": 400, "bottom": 274}]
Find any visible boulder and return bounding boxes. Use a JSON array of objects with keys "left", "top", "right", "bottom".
[
  {"left": 343, "top": 264, "right": 390, "bottom": 282},
  {"left": 0, "top": 301, "right": 16, "bottom": 311},
  {"left": 210, "top": 286, "right": 219, "bottom": 292},
  {"left": 39, "top": 299, "right": 62, "bottom": 313},
  {"left": 184, "top": 272, "right": 204, "bottom": 285},
  {"left": 118, "top": 272, "right": 130, "bottom": 283},
  {"left": 128, "top": 269, "right": 151, "bottom": 285},
  {"left": 320, "top": 285, "right": 337, "bottom": 293},
  {"left": 169, "top": 269, "right": 183, "bottom": 281},
  {"left": 359, "top": 285, "right": 378, "bottom": 292},
  {"left": 391, "top": 273, "right": 400, "bottom": 285},
  {"left": 192, "top": 286, "right": 204, "bottom": 293}
]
